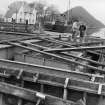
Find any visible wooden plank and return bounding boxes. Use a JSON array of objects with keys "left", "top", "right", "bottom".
[
  {"left": 19, "top": 41, "right": 105, "bottom": 69},
  {"left": 6, "top": 42, "right": 105, "bottom": 74},
  {"left": 0, "top": 82, "right": 37, "bottom": 102},
  {"left": 45, "top": 46, "right": 105, "bottom": 52},
  {"left": 0, "top": 59, "right": 104, "bottom": 81},
  {"left": 0, "top": 82, "right": 75, "bottom": 105},
  {"left": 39, "top": 37, "right": 104, "bottom": 47},
  {"left": 0, "top": 66, "right": 104, "bottom": 95}
]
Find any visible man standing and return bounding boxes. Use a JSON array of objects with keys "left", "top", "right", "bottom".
[
  {"left": 72, "top": 20, "right": 79, "bottom": 42},
  {"left": 79, "top": 22, "right": 87, "bottom": 43},
  {"left": 25, "top": 20, "right": 28, "bottom": 32}
]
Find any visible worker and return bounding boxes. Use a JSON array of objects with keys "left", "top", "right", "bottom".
[
  {"left": 72, "top": 20, "right": 79, "bottom": 42},
  {"left": 79, "top": 22, "right": 87, "bottom": 43},
  {"left": 25, "top": 20, "right": 28, "bottom": 32},
  {"left": 12, "top": 18, "right": 15, "bottom": 32}
]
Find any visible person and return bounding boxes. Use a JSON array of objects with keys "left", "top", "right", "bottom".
[
  {"left": 25, "top": 20, "right": 28, "bottom": 32},
  {"left": 12, "top": 18, "right": 15, "bottom": 32},
  {"left": 79, "top": 22, "right": 87, "bottom": 43},
  {"left": 72, "top": 20, "right": 79, "bottom": 42}
]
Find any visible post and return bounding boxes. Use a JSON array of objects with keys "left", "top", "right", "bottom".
[
  {"left": 42, "top": 58, "right": 46, "bottom": 66},
  {"left": 0, "top": 72, "right": 6, "bottom": 105},
  {"left": 36, "top": 92, "right": 45, "bottom": 105},
  {"left": 40, "top": 84, "right": 44, "bottom": 93},
  {"left": 63, "top": 78, "right": 69, "bottom": 100},
  {"left": 17, "top": 70, "right": 24, "bottom": 105},
  {"left": 0, "top": 93, "right": 5, "bottom": 105},
  {"left": 16, "top": 9, "right": 18, "bottom": 23},
  {"left": 83, "top": 92, "right": 87, "bottom": 105},
  {"left": 67, "top": 0, "right": 70, "bottom": 22}
]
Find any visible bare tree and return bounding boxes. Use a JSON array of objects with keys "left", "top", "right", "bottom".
[
  {"left": 45, "top": 5, "right": 60, "bottom": 21},
  {"left": 29, "top": 1, "right": 47, "bottom": 17},
  {"left": 8, "top": 1, "right": 27, "bottom": 22}
]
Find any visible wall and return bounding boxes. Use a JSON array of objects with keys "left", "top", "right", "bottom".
[
  {"left": 0, "top": 47, "right": 14, "bottom": 60},
  {"left": 14, "top": 53, "right": 71, "bottom": 70}
]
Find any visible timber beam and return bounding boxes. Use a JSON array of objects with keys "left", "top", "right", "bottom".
[
  {"left": 0, "top": 66, "right": 105, "bottom": 96},
  {"left": 19, "top": 41, "right": 105, "bottom": 69},
  {"left": 0, "top": 82, "right": 74, "bottom": 105},
  {"left": 45, "top": 46, "right": 105, "bottom": 52},
  {"left": 39, "top": 37, "right": 104, "bottom": 47},
  {"left": 0, "top": 36, "right": 37, "bottom": 44},
  {"left": 6, "top": 42, "right": 105, "bottom": 74},
  {"left": 0, "top": 59, "right": 101, "bottom": 81}
]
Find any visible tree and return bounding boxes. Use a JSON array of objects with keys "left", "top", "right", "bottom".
[
  {"left": 8, "top": 1, "right": 27, "bottom": 13},
  {"left": 29, "top": 1, "right": 47, "bottom": 17},
  {"left": 8, "top": 1, "right": 27, "bottom": 22},
  {"left": 45, "top": 5, "right": 59, "bottom": 15},
  {"left": 45, "top": 5, "right": 60, "bottom": 21}
]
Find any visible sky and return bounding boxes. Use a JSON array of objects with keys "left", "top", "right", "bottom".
[{"left": 0, "top": 0, "right": 105, "bottom": 25}]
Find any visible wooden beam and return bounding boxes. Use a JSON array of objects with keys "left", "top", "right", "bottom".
[
  {"left": 19, "top": 41, "right": 105, "bottom": 72},
  {"left": 6, "top": 42, "right": 105, "bottom": 74},
  {"left": 0, "top": 59, "right": 104, "bottom": 82},
  {"left": 0, "top": 66, "right": 104, "bottom": 95},
  {"left": 45, "top": 46, "right": 105, "bottom": 52},
  {"left": 0, "top": 82, "right": 75, "bottom": 105}
]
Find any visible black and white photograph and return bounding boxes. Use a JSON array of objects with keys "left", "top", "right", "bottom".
[{"left": 0, "top": 0, "right": 105, "bottom": 105}]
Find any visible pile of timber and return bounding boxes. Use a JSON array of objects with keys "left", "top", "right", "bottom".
[{"left": 0, "top": 31, "right": 105, "bottom": 105}]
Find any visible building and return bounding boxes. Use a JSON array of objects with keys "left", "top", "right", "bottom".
[{"left": 5, "top": 3, "right": 37, "bottom": 24}]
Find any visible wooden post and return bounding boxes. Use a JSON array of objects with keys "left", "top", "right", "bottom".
[
  {"left": 0, "top": 71, "right": 6, "bottom": 105},
  {"left": 42, "top": 58, "right": 46, "bottom": 66},
  {"left": 17, "top": 80, "right": 24, "bottom": 105},
  {"left": 40, "top": 84, "right": 44, "bottom": 93},
  {"left": 36, "top": 98, "right": 41, "bottom": 105},
  {"left": 23, "top": 54, "right": 26, "bottom": 62},
  {"left": 83, "top": 92, "right": 87, "bottom": 105},
  {"left": 98, "top": 96, "right": 104, "bottom": 105},
  {"left": 63, "top": 88, "right": 68, "bottom": 100},
  {"left": 63, "top": 78, "right": 69, "bottom": 100},
  {"left": 0, "top": 93, "right": 5, "bottom": 105},
  {"left": 17, "top": 70, "right": 24, "bottom": 105},
  {"left": 97, "top": 83, "right": 103, "bottom": 105}
]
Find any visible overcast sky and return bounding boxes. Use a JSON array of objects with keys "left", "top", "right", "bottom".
[{"left": 0, "top": 0, "right": 105, "bottom": 25}]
